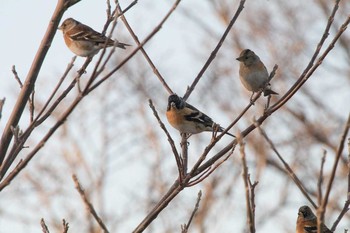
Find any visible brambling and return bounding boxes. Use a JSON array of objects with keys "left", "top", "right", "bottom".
[
  {"left": 58, "top": 18, "right": 130, "bottom": 57},
  {"left": 236, "top": 49, "right": 278, "bottom": 100},
  {"left": 296, "top": 205, "right": 332, "bottom": 233},
  {"left": 166, "top": 94, "right": 235, "bottom": 137}
]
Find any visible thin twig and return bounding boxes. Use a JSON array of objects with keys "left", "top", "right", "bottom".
[
  {"left": 148, "top": 99, "right": 182, "bottom": 179},
  {"left": 187, "top": 145, "right": 235, "bottom": 187},
  {"left": 331, "top": 138, "right": 350, "bottom": 231},
  {"left": 183, "top": 0, "right": 246, "bottom": 100},
  {"left": 116, "top": 1, "right": 175, "bottom": 94},
  {"left": 40, "top": 218, "right": 50, "bottom": 233},
  {"left": 257, "top": 123, "right": 317, "bottom": 208},
  {"left": 318, "top": 150, "right": 326, "bottom": 207},
  {"left": 0, "top": 0, "right": 78, "bottom": 164},
  {"left": 72, "top": 174, "right": 110, "bottom": 233},
  {"left": 239, "top": 135, "right": 255, "bottom": 233},
  {"left": 87, "top": 0, "right": 179, "bottom": 94},
  {"left": 181, "top": 134, "right": 188, "bottom": 178},
  {"left": 11, "top": 65, "right": 23, "bottom": 88},
  {"left": 29, "top": 90, "right": 35, "bottom": 123},
  {"left": 248, "top": 175, "right": 258, "bottom": 232},
  {"left": 320, "top": 113, "right": 350, "bottom": 222},
  {"left": 269, "top": 1, "right": 347, "bottom": 113},
  {"left": 0, "top": 98, "right": 5, "bottom": 121},
  {"left": 62, "top": 219, "right": 69, "bottom": 233},
  {"left": 181, "top": 190, "right": 202, "bottom": 233}
]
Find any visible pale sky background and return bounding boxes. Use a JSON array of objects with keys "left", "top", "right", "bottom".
[{"left": 0, "top": 0, "right": 349, "bottom": 232}]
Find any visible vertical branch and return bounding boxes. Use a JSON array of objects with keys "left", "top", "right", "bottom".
[
  {"left": 239, "top": 136, "right": 255, "bottom": 233},
  {"left": 0, "top": 98, "right": 5, "bottom": 121},
  {"left": 181, "top": 190, "right": 202, "bottom": 233},
  {"left": 317, "top": 150, "right": 327, "bottom": 233},
  {"left": 330, "top": 138, "right": 350, "bottom": 232},
  {"left": 181, "top": 134, "right": 188, "bottom": 178},
  {"left": 0, "top": 0, "right": 80, "bottom": 165},
  {"left": 148, "top": 100, "right": 183, "bottom": 179},
  {"left": 321, "top": 113, "right": 350, "bottom": 221},
  {"left": 318, "top": 150, "right": 327, "bottom": 206}
]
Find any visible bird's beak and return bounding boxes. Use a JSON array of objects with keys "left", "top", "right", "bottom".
[
  {"left": 236, "top": 56, "right": 244, "bottom": 61},
  {"left": 58, "top": 25, "right": 63, "bottom": 30}
]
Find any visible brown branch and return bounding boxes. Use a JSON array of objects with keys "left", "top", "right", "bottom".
[
  {"left": 0, "top": 98, "right": 5, "bottom": 121},
  {"left": 239, "top": 136, "right": 255, "bottom": 233},
  {"left": 331, "top": 138, "right": 350, "bottom": 231},
  {"left": 87, "top": 0, "right": 179, "bottom": 94},
  {"left": 0, "top": 0, "right": 79, "bottom": 165},
  {"left": 40, "top": 218, "right": 50, "bottom": 233},
  {"left": 321, "top": 113, "right": 350, "bottom": 228},
  {"left": 183, "top": 0, "right": 246, "bottom": 101},
  {"left": 269, "top": 1, "right": 347, "bottom": 113},
  {"left": 181, "top": 134, "right": 188, "bottom": 178},
  {"left": 62, "top": 219, "right": 69, "bottom": 233},
  {"left": 187, "top": 147, "right": 234, "bottom": 186},
  {"left": 257, "top": 123, "right": 317, "bottom": 208},
  {"left": 116, "top": 1, "right": 176, "bottom": 95},
  {"left": 318, "top": 151, "right": 327, "bottom": 206},
  {"left": 181, "top": 190, "right": 202, "bottom": 233},
  {"left": 148, "top": 99, "right": 182, "bottom": 179},
  {"left": 72, "top": 174, "right": 110, "bottom": 233},
  {"left": 11, "top": 65, "right": 23, "bottom": 88},
  {"left": 134, "top": 3, "right": 349, "bottom": 232}
]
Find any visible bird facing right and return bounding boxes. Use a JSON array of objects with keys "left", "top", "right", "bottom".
[
  {"left": 236, "top": 49, "right": 278, "bottom": 99},
  {"left": 296, "top": 205, "right": 332, "bottom": 233}
]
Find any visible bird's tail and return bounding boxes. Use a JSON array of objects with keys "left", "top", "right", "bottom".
[
  {"left": 263, "top": 89, "right": 279, "bottom": 96},
  {"left": 116, "top": 41, "right": 131, "bottom": 49},
  {"left": 218, "top": 126, "right": 236, "bottom": 137}
]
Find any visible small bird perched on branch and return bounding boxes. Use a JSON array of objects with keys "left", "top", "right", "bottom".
[
  {"left": 296, "top": 205, "right": 332, "bottom": 233},
  {"left": 166, "top": 94, "right": 235, "bottom": 137},
  {"left": 236, "top": 49, "right": 278, "bottom": 101},
  {"left": 58, "top": 18, "right": 130, "bottom": 57}
]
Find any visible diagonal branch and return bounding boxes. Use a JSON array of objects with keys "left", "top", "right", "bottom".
[
  {"left": 0, "top": 0, "right": 80, "bottom": 165},
  {"left": 183, "top": 0, "right": 246, "bottom": 101}
]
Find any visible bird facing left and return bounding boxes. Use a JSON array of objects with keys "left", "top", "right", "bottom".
[
  {"left": 58, "top": 18, "right": 130, "bottom": 57},
  {"left": 166, "top": 94, "right": 235, "bottom": 137}
]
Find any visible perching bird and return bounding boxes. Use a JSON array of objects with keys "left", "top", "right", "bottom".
[
  {"left": 296, "top": 205, "right": 332, "bottom": 233},
  {"left": 236, "top": 49, "right": 278, "bottom": 100},
  {"left": 166, "top": 94, "right": 235, "bottom": 137},
  {"left": 58, "top": 18, "right": 130, "bottom": 57}
]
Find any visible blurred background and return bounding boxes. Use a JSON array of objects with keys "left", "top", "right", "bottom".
[{"left": 0, "top": 0, "right": 349, "bottom": 232}]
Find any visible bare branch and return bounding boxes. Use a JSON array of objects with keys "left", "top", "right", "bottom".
[
  {"left": 62, "top": 219, "right": 69, "bottom": 233},
  {"left": 148, "top": 99, "right": 182, "bottom": 179},
  {"left": 72, "top": 174, "right": 110, "bottom": 233},
  {"left": 40, "top": 218, "right": 50, "bottom": 233},
  {"left": 11, "top": 65, "right": 23, "bottom": 88},
  {"left": 181, "top": 190, "right": 202, "bottom": 233},
  {"left": 0, "top": 0, "right": 81, "bottom": 165},
  {"left": 0, "top": 98, "right": 5, "bottom": 121},
  {"left": 318, "top": 150, "right": 327, "bottom": 206},
  {"left": 239, "top": 136, "right": 255, "bottom": 233},
  {"left": 116, "top": 1, "right": 175, "bottom": 95},
  {"left": 321, "top": 113, "right": 350, "bottom": 222},
  {"left": 257, "top": 123, "right": 317, "bottom": 208},
  {"left": 183, "top": 0, "right": 246, "bottom": 100}
]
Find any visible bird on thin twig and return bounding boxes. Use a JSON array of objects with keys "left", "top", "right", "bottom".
[
  {"left": 58, "top": 18, "right": 130, "bottom": 57},
  {"left": 236, "top": 49, "right": 278, "bottom": 101},
  {"left": 166, "top": 94, "right": 235, "bottom": 137},
  {"left": 296, "top": 205, "right": 332, "bottom": 233}
]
